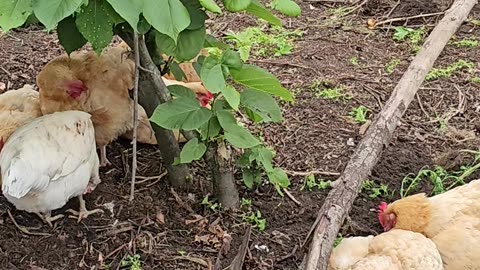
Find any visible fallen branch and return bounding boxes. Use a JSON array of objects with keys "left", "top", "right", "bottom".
[
  {"left": 374, "top": 12, "right": 444, "bottom": 27},
  {"left": 129, "top": 32, "right": 140, "bottom": 202},
  {"left": 301, "top": 1, "right": 478, "bottom": 269},
  {"left": 284, "top": 170, "right": 340, "bottom": 176},
  {"left": 229, "top": 225, "right": 252, "bottom": 270}
]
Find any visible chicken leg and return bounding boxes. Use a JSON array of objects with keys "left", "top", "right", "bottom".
[
  {"left": 99, "top": 145, "right": 111, "bottom": 167},
  {"left": 66, "top": 195, "right": 104, "bottom": 223},
  {"left": 35, "top": 211, "right": 64, "bottom": 228}
]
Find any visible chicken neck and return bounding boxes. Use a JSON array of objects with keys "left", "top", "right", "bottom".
[{"left": 66, "top": 194, "right": 103, "bottom": 223}]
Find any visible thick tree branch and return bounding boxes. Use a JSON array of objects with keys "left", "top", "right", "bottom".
[{"left": 301, "top": 0, "right": 478, "bottom": 269}]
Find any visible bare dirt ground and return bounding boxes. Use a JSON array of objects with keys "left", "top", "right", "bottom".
[{"left": 0, "top": 0, "right": 480, "bottom": 269}]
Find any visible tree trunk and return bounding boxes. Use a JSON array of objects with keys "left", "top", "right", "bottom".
[
  {"left": 120, "top": 33, "right": 191, "bottom": 190},
  {"left": 206, "top": 141, "right": 240, "bottom": 209},
  {"left": 301, "top": 0, "right": 478, "bottom": 269}
]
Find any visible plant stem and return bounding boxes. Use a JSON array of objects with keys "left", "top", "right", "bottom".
[{"left": 129, "top": 32, "right": 140, "bottom": 201}]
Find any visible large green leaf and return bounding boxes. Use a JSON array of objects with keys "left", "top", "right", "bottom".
[
  {"left": 221, "top": 50, "right": 243, "bottom": 70},
  {"left": 221, "top": 85, "right": 240, "bottom": 111},
  {"left": 230, "top": 64, "right": 293, "bottom": 101},
  {"left": 76, "top": 0, "right": 113, "bottom": 54},
  {"left": 0, "top": 0, "right": 32, "bottom": 32},
  {"left": 57, "top": 16, "right": 86, "bottom": 54},
  {"left": 200, "top": 63, "right": 225, "bottom": 94},
  {"left": 168, "top": 85, "right": 196, "bottom": 99},
  {"left": 150, "top": 96, "right": 213, "bottom": 130},
  {"left": 105, "top": 0, "right": 142, "bottom": 31},
  {"left": 245, "top": 0, "right": 281, "bottom": 26},
  {"left": 181, "top": 0, "right": 208, "bottom": 30},
  {"left": 267, "top": 168, "right": 290, "bottom": 195},
  {"left": 155, "top": 26, "right": 206, "bottom": 62},
  {"left": 217, "top": 110, "right": 260, "bottom": 148},
  {"left": 178, "top": 138, "right": 207, "bottom": 164},
  {"left": 199, "top": 0, "right": 221, "bottom": 14},
  {"left": 143, "top": 0, "right": 190, "bottom": 43},
  {"left": 252, "top": 146, "right": 274, "bottom": 172},
  {"left": 240, "top": 88, "right": 282, "bottom": 122},
  {"left": 242, "top": 168, "right": 261, "bottom": 189},
  {"left": 223, "top": 0, "right": 251, "bottom": 12},
  {"left": 198, "top": 116, "right": 221, "bottom": 140},
  {"left": 271, "top": 0, "right": 301, "bottom": 17},
  {"left": 33, "top": 0, "right": 83, "bottom": 30}
]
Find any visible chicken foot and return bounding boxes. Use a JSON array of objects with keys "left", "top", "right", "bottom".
[
  {"left": 99, "top": 145, "right": 112, "bottom": 167},
  {"left": 66, "top": 194, "right": 104, "bottom": 223},
  {"left": 35, "top": 211, "right": 64, "bottom": 228}
]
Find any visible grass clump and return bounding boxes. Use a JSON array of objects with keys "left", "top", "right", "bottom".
[{"left": 425, "top": 60, "right": 474, "bottom": 81}]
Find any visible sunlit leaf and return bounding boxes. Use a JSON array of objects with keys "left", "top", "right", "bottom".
[
  {"left": 0, "top": 0, "right": 33, "bottom": 32},
  {"left": 33, "top": 0, "right": 83, "bottom": 30},
  {"left": 76, "top": 0, "right": 114, "bottom": 54},
  {"left": 150, "top": 96, "right": 212, "bottom": 130},
  {"left": 105, "top": 0, "right": 142, "bottom": 31},
  {"left": 143, "top": 0, "right": 190, "bottom": 43}
]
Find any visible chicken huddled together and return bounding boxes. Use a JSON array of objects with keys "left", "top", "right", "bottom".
[
  {"left": 328, "top": 179, "right": 480, "bottom": 270},
  {"left": 0, "top": 43, "right": 213, "bottom": 227}
]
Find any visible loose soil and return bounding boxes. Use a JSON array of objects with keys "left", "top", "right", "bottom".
[{"left": 1, "top": 1, "right": 480, "bottom": 269}]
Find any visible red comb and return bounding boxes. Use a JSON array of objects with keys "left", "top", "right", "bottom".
[{"left": 378, "top": 202, "right": 387, "bottom": 212}]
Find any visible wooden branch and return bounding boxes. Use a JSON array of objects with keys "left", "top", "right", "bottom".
[
  {"left": 129, "top": 32, "right": 140, "bottom": 201},
  {"left": 301, "top": 1, "right": 478, "bottom": 269}
]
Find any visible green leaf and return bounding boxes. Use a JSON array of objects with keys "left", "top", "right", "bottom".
[
  {"left": 181, "top": 0, "right": 208, "bottom": 30},
  {"left": 231, "top": 64, "right": 293, "bottom": 101},
  {"left": 242, "top": 169, "right": 261, "bottom": 189},
  {"left": 245, "top": 0, "right": 281, "bottom": 26},
  {"left": 199, "top": 0, "right": 221, "bottom": 14},
  {"left": 106, "top": 0, "right": 142, "bottom": 31},
  {"left": 167, "top": 85, "right": 196, "bottom": 99},
  {"left": 221, "top": 85, "right": 240, "bottom": 111},
  {"left": 143, "top": 0, "right": 190, "bottom": 43},
  {"left": 155, "top": 26, "right": 206, "bottom": 62},
  {"left": 76, "top": 0, "right": 114, "bottom": 54},
  {"left": 57, "top": 16, "right": 87, "bottom": 54},
  {"left": 245, "top": 108, "right": 264, "bottom": 123},
  {"left": 267, "top": 168, "right": 290, "bottom": 195},
  {"left": 271, "top": 0, "right": 301, "bottom": 17},
  {"left": 169, "top": 62, "right": 187, "bottom": 81},
  {"left": 137, "top": 14, "right": 151, "bottom": 34},
  {"left": 198, "top": 116, "right": 221, "bottom": 140},
  {"left": 104, "top": 1, "right": 126, "bottom": 26},
  {"left": 0, "top": 0, "right": 33, "bottom": 32},
  {"left": 204, "top": 34, "right": 230, "bottom": 50},
  {"left": 150, "top": 97, "right": 213, "bottom": 130},
  {"left": 217, "top": 110, "right": 260, "bottom": 148},
  {"left": 201, "top": 63, "right": 225, "bottom": 93},
  {"left": 223, "top": 0, "right": 251, "bottom": 12},
  {"left": 253, "top": 147, "right": 274, "bottom": 172},
  {"left": 33, "top": 0, "right": 83, "bottom": 30},
  {"left": 221, "top": 50, "right": 243, "bottom": 70},
  {"left": 178, "top": 138, "right": 207, "bottom": 163},
  {"left": 240, "top": 88, "right": 282, "bottom": 122}
]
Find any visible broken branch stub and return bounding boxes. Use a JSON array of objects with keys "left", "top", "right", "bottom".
[{"left": 302, "top": 0, "right": 478, "bottom": 269}]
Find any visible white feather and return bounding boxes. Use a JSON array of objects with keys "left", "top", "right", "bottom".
[{"left": 0, "top": 110, "right": 100, "bottom": 213}]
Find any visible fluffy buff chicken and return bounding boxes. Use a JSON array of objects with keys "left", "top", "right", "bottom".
[
  {"left": 37, "top": 47, "right": 135, "bottom": 166},
  {"left": 120, "top": 104, "right": 157, "bottom": 144},
  {"left": 0, "top": 84, "right": 42, "bottom": 143},
  {"left": 378, "top": 179, "right": 480, "bottom": 269},
  {"left": 0, "top": 111, "right": 103, "bottom": 227},
  {"left": 328, "top": 229, "right": 443, "bottom": 270}
]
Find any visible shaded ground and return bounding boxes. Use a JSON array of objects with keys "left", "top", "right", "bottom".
[{"left": 1, "top": 0, "right": 480, "bottom": 269}]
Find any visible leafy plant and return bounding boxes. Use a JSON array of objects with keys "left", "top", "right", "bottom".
[
  {"left": 384, "top": 58, "right": 401, "bottom": 74},
  {"left": 201, "top": 195, "right": 220, "bottom": 211},
  {"left": 400, "top": 151, "right": 480, "bottom": 197},
  {"left": 450, "top": 39, "right": 479, "bottom": 48},
  {"left": 333, "top": 233, "right": 344, "bottom": 247},
  {"left": 361, "top": 180, "right": 391, "bottom": 199},
  {"left": 240, "top": 198, "right": 252, "bottom": 208},
  {"left": 120, "top": 254, "right": 142, "bottom": 270},
  {"left": 225, "top": 25, "right": 304, "bottom": 61},
  {"left": 393, "top": 26, "right": 426, "bottom": 52},
  {"left": 242, "top": 210, "right": 266, "bottom": 231},
  {"left": 0, "top": 0, "right": 300, "bottom": 208},
  {"left": 310, "top": 80, "right": 350, "bottom": 101},
  {"left": 349, "top": 106, "right": 369, "bottom": 124},
  {"left": 471, "top": 77, "right": 480, "bottom": 84},
  {"left": 349, "top": 57, "right": 359, "bottom": 66},
  {"left": 426, "top": 60, "right": 474, "bottom": 81},
  {"left": 301, "top": 174, "right": 331, "bottom": 191}
]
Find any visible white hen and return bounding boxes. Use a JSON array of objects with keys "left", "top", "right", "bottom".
[{"left": 0, "top": 110, "right": 103, "bottom": 227}]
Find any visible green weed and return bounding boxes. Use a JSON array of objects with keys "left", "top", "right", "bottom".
[
  {"left": 400, "top": 151, "right": 480, "bottom": 197},
  {"left": 201, "top": 195, "right": 220, "bottom": 211},
  {"left": 225, "top": 25, "right": 304, "bottom": 61},
  {"left": 349, "top": 106, "right": 369, "bottom": 124},
  {"left": 242, "top": 210, "right": 266, "bottom": 231},
  {"left": 425, "top": 60, "right": 474, "bottom": 81},
  {"left": 310, "top": 80, "right": 351, "bottom": 101},
  {"left": 120, "top": 254, "right": 142, "bottom": 270},
  {"left": 362, "top": 180, "right": 391, "bottom": 199},
  {"left": 241, "top": 198, "right": 252, "bottom": 208},
  {"left": 384, "top": 59, "right": 401, "bottom": 74},
  {"left": 450, "top": 39, "right": 479, "bottom": 48},
  {"left": 301, "top": 174, "right": 331, "bottom": 191},
  {"left": 333, "top": 233, "right": 344, "bottom": 247},
  {"left": 349, "top": 57, "right": 359, "bottom": 66},
  {"left": 393, "top": 26, "right": 426, "bottom": 52},
  {"left": 471, "top": 77, "right": 480, "bottom": 84}
]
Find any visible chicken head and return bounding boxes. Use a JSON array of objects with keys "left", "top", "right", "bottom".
[
  {"left": 197, "top": 91, "right": 214, "bottom": 107},
  {"left": 378, "top": 202, "right": 396, "bottom": 231},
  {"left": 65, "top": 80, "right": 88, "bottom": 99}
]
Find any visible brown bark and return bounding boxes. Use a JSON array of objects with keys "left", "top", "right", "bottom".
[{"left": 301, "top": 0, "right": 478, "bottom": 269}]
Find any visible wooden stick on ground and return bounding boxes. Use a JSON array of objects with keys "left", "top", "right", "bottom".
[
  {"left": 301, "top": 1, "right": 478, "bottom": 269},
  {"left": 129, "top": 32, "right": 140, "bottom": 202}
]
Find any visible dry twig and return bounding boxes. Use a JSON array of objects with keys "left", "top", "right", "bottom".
[
  {"left": 130, "top": 32, "right": 140, "bottom": 201},
  {"left": 375, "top": 12, "right": 444, "bottom": 27}
]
